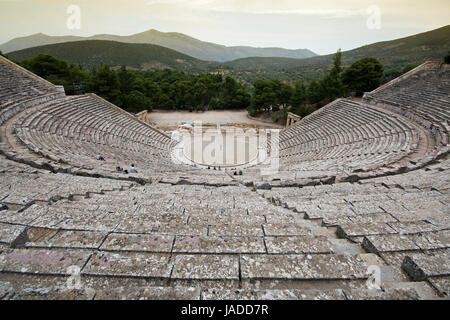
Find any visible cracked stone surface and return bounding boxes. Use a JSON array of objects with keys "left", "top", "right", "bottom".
[
  {"left": 202, "top": 288, "right": 346, "bottom": 300},
  {"left": 94, "top": 286, "right": 201, "bottom": 300},
  {"left": 0, "top": 223, "right": 26, "bottom": 245},
  {"left": 171, "top": 255, "right": 239, "bottom": 280},
  {"left": 402, "top": 250, "right": 450, "bottom": 280},
  {"left": 173, "top": 235, "right": 265, "bottom": 254},
  {"left": 363, "top": 234, "right": 420, "bottom": 253},
  {"left": 0, "top": 248, "right": 90, "bottom": 275},
  {"left": 240, "top": 254, "right": 369, "bottom": 280},
  {"left": 100, "top": 233, "right": 174, "bottom": 253},
  {"left": 82, "top": 252, "right": 171, "bottom": 278},
  {"left": 265, "top": 236, "right": 333, "bottom": 254},
  {"left": 30, "top": 230, "right": 107, "bottom": 249}
]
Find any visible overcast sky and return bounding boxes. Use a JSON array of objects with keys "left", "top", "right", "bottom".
[{"left": 0, "top": 0, "right": 449, "bottom": 55}]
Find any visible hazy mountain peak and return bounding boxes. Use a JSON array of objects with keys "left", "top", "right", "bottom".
[{"left": 1, "top": 29, "right": 318, "bottom": 62}]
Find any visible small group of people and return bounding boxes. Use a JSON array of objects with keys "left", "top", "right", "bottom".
[
  {"left": 116, "top": 164, "right": 138, "bottom": 174},
  {"left": 96, "top": 155, "right": 138, "bottom": 174},
  {"left": 204, "top": 165, "right": 243, "bottom": 176}
]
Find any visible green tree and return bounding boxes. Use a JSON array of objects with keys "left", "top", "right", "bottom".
[
  {"left": 122, "top": 90, "right": 152, "bottom": 113},
  {"left": 252, "top": 80, "right": 277, "bottom": 113},
  {"left": 290, "top": 82, "right": 306, "bottom": 108},
  {"left": 118, "top": 66, "right": 135, "bottom": 95},
  {"left": 88, "top": 64, "right": 121, "bottom": 105},
  {"left": 307, "top": 80, "right": 325, "bottom": 104},
  {"left": 277, "top": 83, "right": 293, "bottom": 109},
  {"left": 21, "top": 54, "right": 68, "bottom": 78},
  {"left": 320, "top": 49, "right": 345, "bottom": 101},
  {"left": 342, "top": 57, "right": 384, "bottom": 96}
]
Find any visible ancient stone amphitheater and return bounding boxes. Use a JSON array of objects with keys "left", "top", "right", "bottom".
[{"left": 0, "top": 55, "right": 448, "bottom": 300}]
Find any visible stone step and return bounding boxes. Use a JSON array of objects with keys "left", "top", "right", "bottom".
[{"left": 402, "top": 249, "right": 450, "bottom": 281}]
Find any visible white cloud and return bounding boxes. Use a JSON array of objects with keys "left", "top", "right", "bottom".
[{"left": 145, "top": 0, "right": 367, "bottom": 18}]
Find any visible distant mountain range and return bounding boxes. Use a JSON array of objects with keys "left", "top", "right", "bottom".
[
  {"left": 6, "top": 40, "right": 221, "bottom": 73},
  {"left": 0, "top": 29, "right": 317, "bottom": 62},
  {"left": 4, "top": 25, "right": 449, "bottom": 81},
  {"left": 226, "top": 25, "right": 450, "bottom": 71}
]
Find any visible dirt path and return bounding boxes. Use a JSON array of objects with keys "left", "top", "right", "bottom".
[{"left": 149, "top": 110, "right": 283, "bottom": 130}]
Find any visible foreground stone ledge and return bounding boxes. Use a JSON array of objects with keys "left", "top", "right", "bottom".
[
  {"left": 0, "top": 281, "right": 15, "bottom": 300},
  {"left": 0, "top": 222, "right": 26, "bottom": 246},
  {"left": 94, "top": 285, "right": 201, "bottom": 300},
  {"left": 402, "top": 250, "right": 450, "bottom": 281},
  {"left": 82, "top": 252, "right": 171, "bottom": 279},
  {"left": 201, "top": 288, "right": 346, "bottom": 300},
  {"left": 13, "top": 286, "right": 95, "bottom": 300},
  {"left": 362, "top": 234, "right": 420, "bottom": 254},
  {"left": 344, "top": 288, "right": 420, "bottom": 300},
  {"left": 427, "top": 276, "right": 450, "bottom": 296},
  {"left": 0, "top": 248, "right": 90, "bottom": 275}
]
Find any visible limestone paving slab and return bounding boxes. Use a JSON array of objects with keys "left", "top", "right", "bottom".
[
  {"left": 172, "top": 235, "right": 265, "bottom": 254},
  {"left": 153, "top": 223, "right": 207, "bottom": 236},
  {"left": 350, "top": 202, "right": 384, "bottom": 214},
  {"left": 401, "top": 200, "right": 446, "bottom": 211},
  {"left": 0, "top": 223, "right": 26, "bottom": 245},
  {"left": 171, "top": 254, "right": 239, "bottom": 280},
  {"left": 0, "top": 248, "right": 90, "bottom": 275},
  {"left": 0, "top": 281, "right": 15, "bottom": 300},
  {"left": 348, "top": 213, "right": 398, "bottom": 224},
  {"left": 388, "top": 208, "right": 448, "bottom": 223},
  {"left": 262, "top": 223, "right": 312, "bottom": 237},
  {"left": 100, "top": 233, "right": 174, "bottom": 253},
  {"left": 183, "top": 207, "right": 218, "bottom": 215},
  {"left": 264, "top": 214, "right": 297, "bottom": 225},
  {"left": 344, "top": 288, "right": 420, "bottom": 300},
  {"left": 265, "top": 236, "right": 333, "bottom": 254},
  {"left": 23, "top": 227, "right": 59, "bottom": 248},
  {"left": 201, "top": 288, "right": 346, "bottom": 300},
  {"left": 209, "top": 224, "right": 263, "bottom": 237},
  {"left": 115, "top": 219, "right": 159, "bottom": 234},
  {"left": 94, "top": 285, "right": 201, "bottom": 300},
  {"left": 240, "top": 254, "right": 368, "bottom": 280},
  {"left": 378, "top": 200, "right": 410, "bottom": 214},
  {"left": 389, "top": 220, "right": 440, "bottom": 234},
  {"left": 427, "top": 276, "right": 449, "bottom": 296},
  {"left": 379, "top": 252, "right": 411, "bottom": 268},
  {"left": 38, "top": 230, "right": 107, "bottom": 249},
  {"left": 411, "top": 230, "right": 450, "bottom": 250},
  {"left": 362, "top": 234, "right": 420, "bottom": 253},
  {"left": 28, "top": 214, "right": 65, "bottom": 229},
  {"left": 58, "top": 214, "right": 120, "bottom": 232},
  {"left": 0, "top": 209, "right": 41, "bottom": 225},
  {"left": 82, "top": 252, "right": 171, "bottom": 279},
  {"left": 402, "top": 250, "right": 450, "bottom": 281},
  {"left": 337, "top": 223, "right": 397, "bottom": 238},
  {"left": 188, "top": 214, "right": 265, "bottom": 227},
  {"left": 13, "top": 286, "right": 95, "bottom": 300}
]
